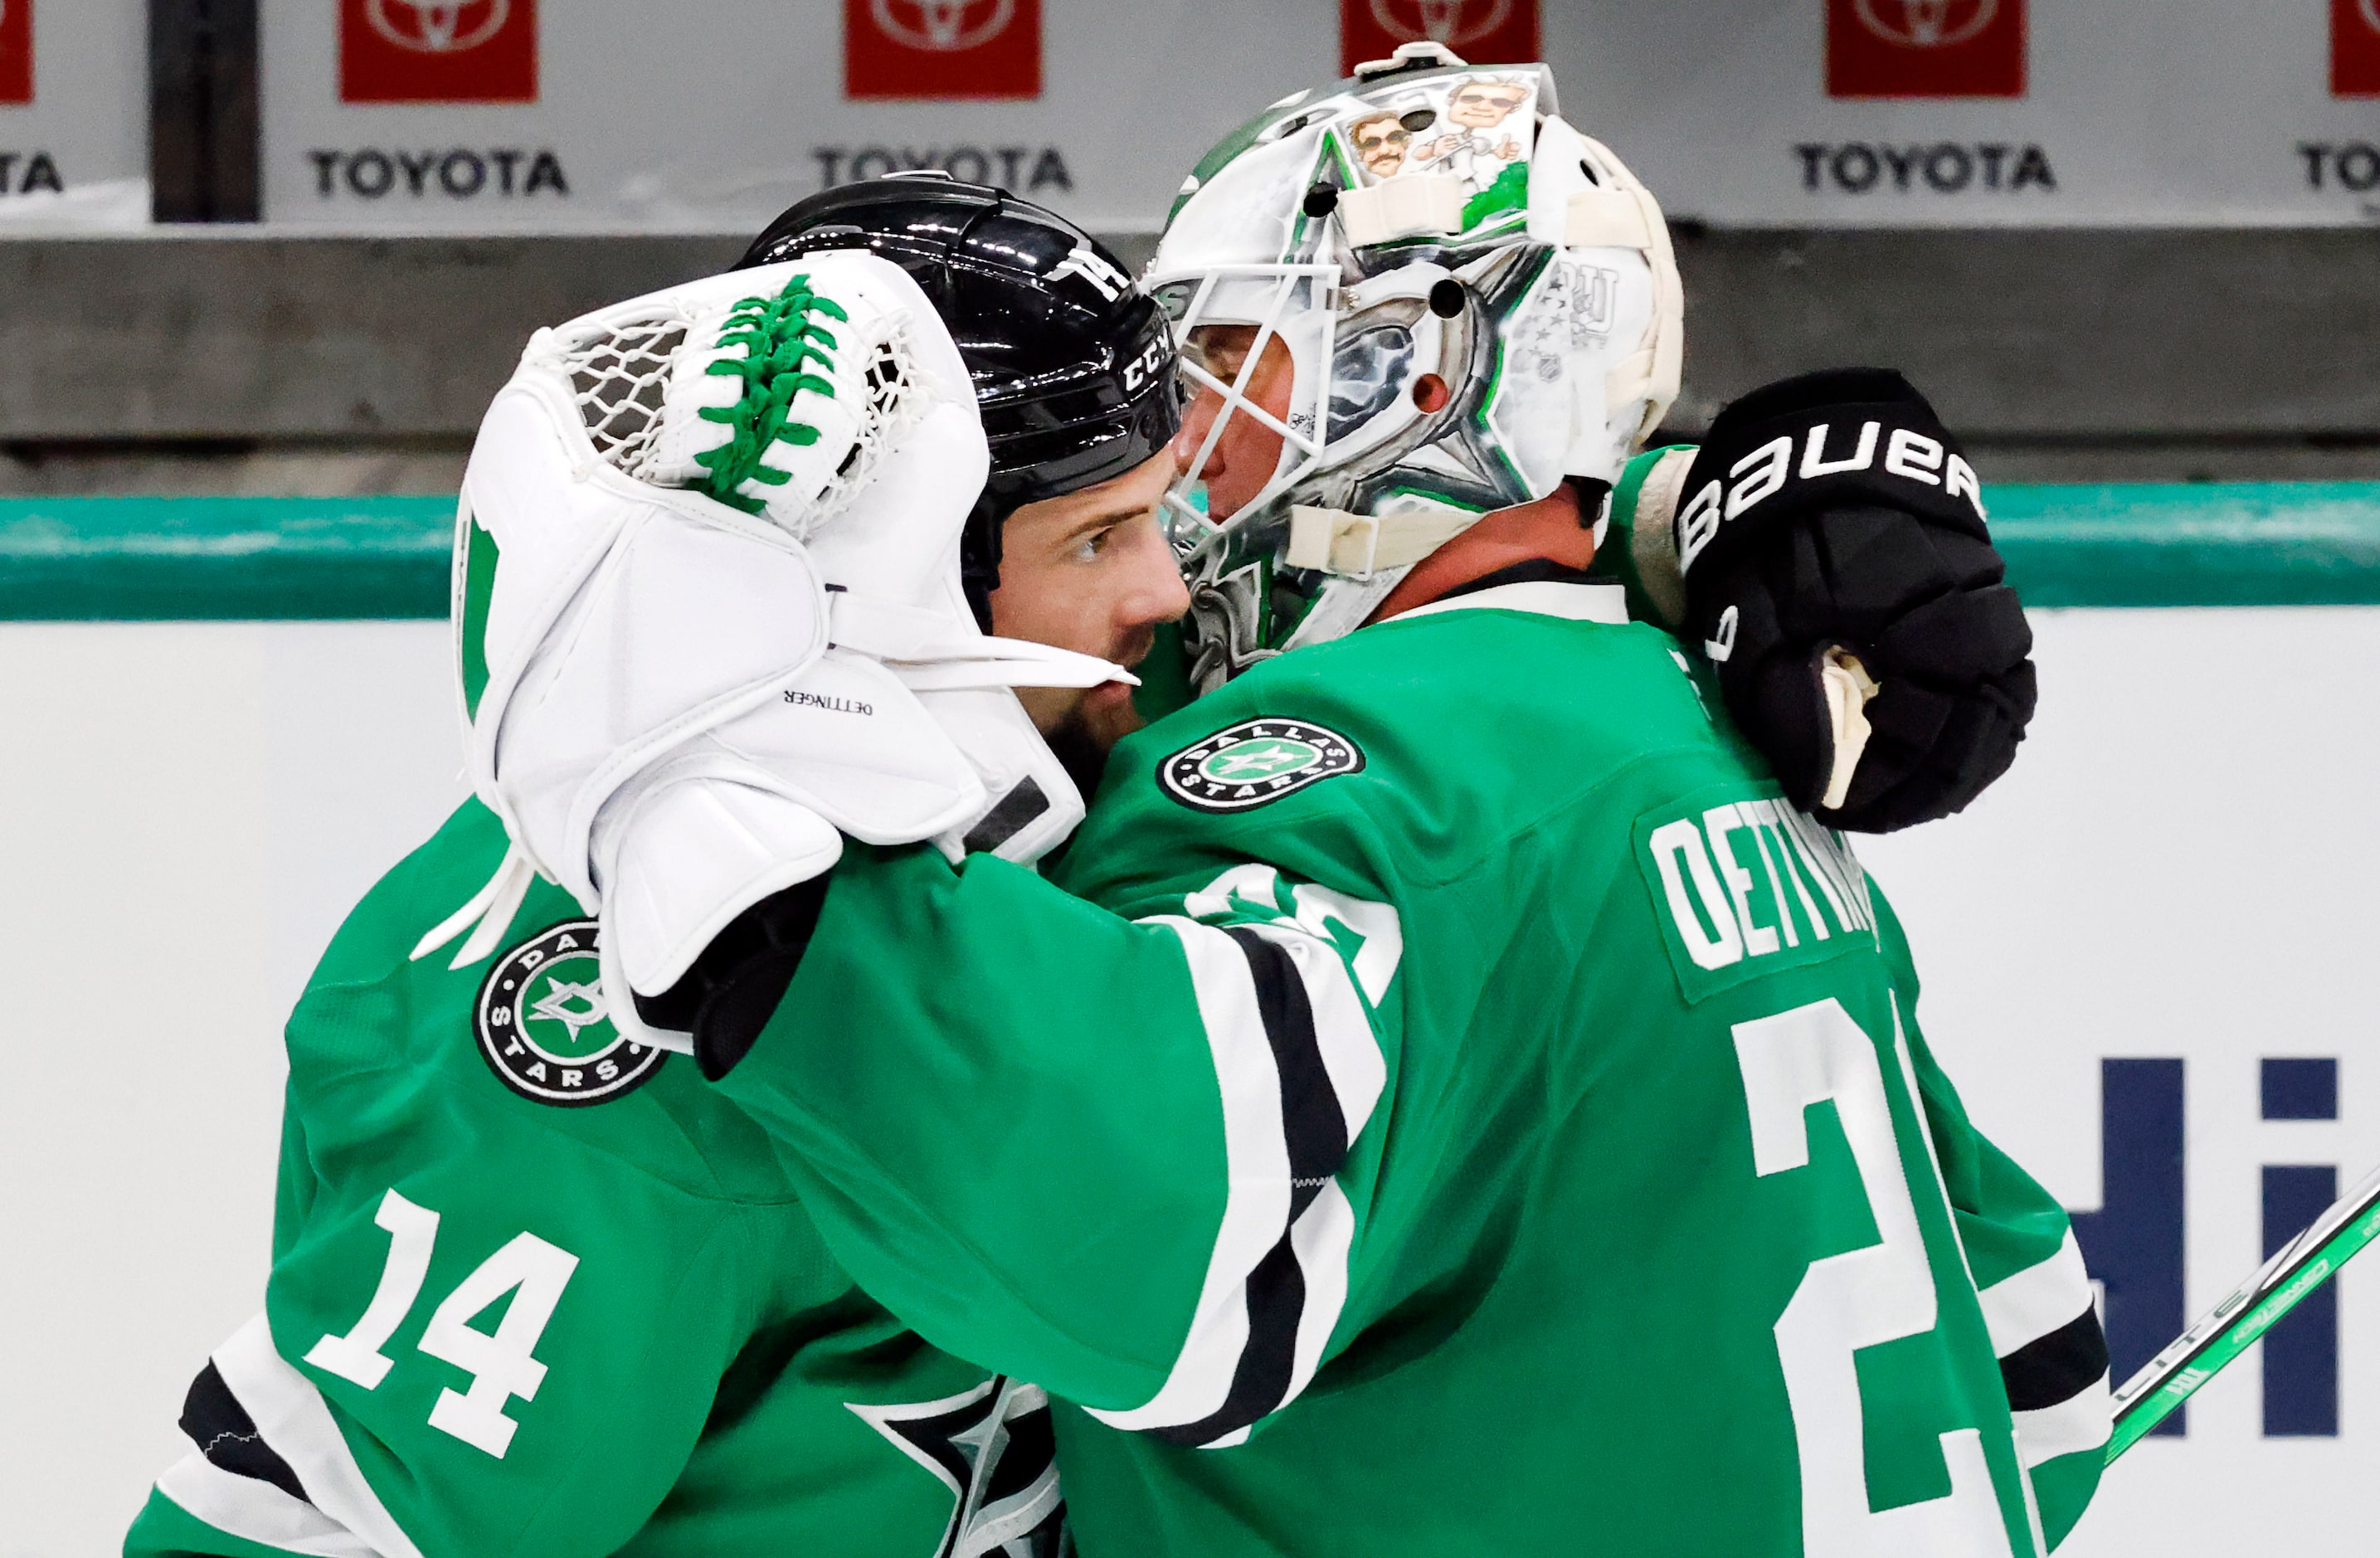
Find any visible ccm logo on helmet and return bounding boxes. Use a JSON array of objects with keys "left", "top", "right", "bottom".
[
  {"left": 1676, "top": 420, "right": 1984, "bottom": 575},
  {"left": 1122, "top": 334, "right": 1169, "bottom": 394}
]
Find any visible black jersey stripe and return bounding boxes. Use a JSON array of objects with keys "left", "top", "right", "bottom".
[
  {"left": 180, "top": 1360, "right": 309, "bottom": 1505},
  {"left": 1151, "top": 1234, "right": 1311, "bottom": 1447},
  {"left": 1132, "top": 928, "right": 1351, "bottom": 1445},
  {"left": 1098, "top": 906, "right": 1385, "bottom": 1444},
  {"left": 1224, "top": 924, "right": 1351, "bottom": 1200},
  {"left": 2009, "top": 1375, "right": 2113, "bottom": 1468},
  {"left": 2000, "top": 1305, "right": 2110, "bottom": 1413}
]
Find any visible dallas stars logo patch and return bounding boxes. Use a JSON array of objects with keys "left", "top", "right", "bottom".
[
  {"left": 474, "top": 920, "right": 665, "bottom": 1108},
  {"left": 1159, "top": 718, "right": 1365, "bottom": 814}
]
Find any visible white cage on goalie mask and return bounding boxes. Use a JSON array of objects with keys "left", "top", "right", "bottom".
[{"left": 1150, "top": 55, "right": 1682, "bottom": 569}]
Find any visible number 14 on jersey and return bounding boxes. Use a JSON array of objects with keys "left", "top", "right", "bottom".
[{"left": 303, "top": 1190, "right": 581, "bottom": 1458}]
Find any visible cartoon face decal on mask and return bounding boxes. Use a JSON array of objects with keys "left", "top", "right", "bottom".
[{"left": 1348, "top": 112, "right": 1414, "bottom": 178}]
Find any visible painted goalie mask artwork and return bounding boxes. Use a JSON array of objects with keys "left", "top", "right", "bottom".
[{"left": 1151, "top": 44, "right": 1684, "bottom": 692}]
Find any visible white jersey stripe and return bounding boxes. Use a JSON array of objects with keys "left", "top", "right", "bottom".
[
  {"left": 155, "top": 1452, "right": 380, "bottom": 1558},
  {"left": 1092, "top": 870, "right": 1400, "bottom": 1439},
  {"left": 1085, "top": 917, "right": 1290, "bottom": 1433},
  {"left": 1243, "top": 921, "right": 1389, "bottom": 1147},
  {"left": 213, "top": 1313, "right": 429, "bottom": 1558},
  {"left": 2010, "top": 1372, "right": 2114, "bottom": 1467},
  {"left": 1287, "top": 881, "right": 1404, "bottom": 1005},
  {"left": 1277, "top": 1181, "right": 1360, "bottom": 1426},
  {"left": 1978, "top": 1230, "right": 2092, "bottom": 1357}
]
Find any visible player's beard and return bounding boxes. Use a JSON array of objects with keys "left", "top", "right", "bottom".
[
  {"left": 1044, "top": 708, "right": 1120, "bottom": 801},
  {"left": 1040, "top": 624, "right": 1156, "bottom": 798}
]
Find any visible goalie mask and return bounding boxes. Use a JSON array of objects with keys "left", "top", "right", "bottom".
[{"left": 1153, "top": 43, "right": 1683, "bottom": 691}]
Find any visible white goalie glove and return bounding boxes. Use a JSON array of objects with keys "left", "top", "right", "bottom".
[{"left": 418, "top": 253, "right": 1129, "bottom": 1051}]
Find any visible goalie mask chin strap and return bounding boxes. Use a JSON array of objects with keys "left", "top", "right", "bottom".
[{"left": 1283, "top": 504, "right": 1480, "bottom": 579}]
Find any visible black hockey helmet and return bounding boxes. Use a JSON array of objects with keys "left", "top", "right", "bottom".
[{"left": 737, "top": 173, "right": 1182, "bottom": 626}]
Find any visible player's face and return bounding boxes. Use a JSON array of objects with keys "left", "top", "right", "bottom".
[
  {"left": 990, "top": 448, "right": 1189, "bottom": 757},
  {"left": 1448, "top": 84, "right": 1526, "bottom": 129},
  {"left": 1176, "top": 324, "right": 1297, "bottom": 524}
]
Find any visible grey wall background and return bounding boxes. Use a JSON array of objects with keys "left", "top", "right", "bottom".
[
  {"left": 3, "top": 226, "right": 2375, "bottom": 495},
  {"left": 3, "top": 2, "right": 2376, "bottom": 492}
]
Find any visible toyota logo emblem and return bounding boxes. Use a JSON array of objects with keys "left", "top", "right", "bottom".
[
  {"left": 366, "top": 0, "right": 513, "bottom": 55},
  {"left": 869, "top": 0, "right": 1017, "bottom": 53},
  {"left": 1852, "top": 0, "right": 2000, "bottom": 49},
  {"left": 1366, "top": 0, "right": 1516, "bottom": 50}
]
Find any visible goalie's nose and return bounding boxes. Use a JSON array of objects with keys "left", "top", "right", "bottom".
[{"left": 1174, "top": 328, "right": 1297, "bottom": 525}]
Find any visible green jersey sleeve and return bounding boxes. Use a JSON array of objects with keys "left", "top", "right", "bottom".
[
  {"left": 713, "top": 842, "right": 1399, "bottom": 1449},
  {"left": 1591, "top": 444, "right": 1696, "bottom": 631},
  {"left": 1874, "top": 903, "right": 2110, "bottom": 1550}
]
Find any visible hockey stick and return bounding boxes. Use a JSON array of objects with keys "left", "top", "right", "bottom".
[{"left": 2106, "top": 1161, "right": 2380, "bottom": 1461}]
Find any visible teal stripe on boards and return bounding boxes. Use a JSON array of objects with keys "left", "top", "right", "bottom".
[
  {"left": 1988, "top": 482, "right": 2380, "bottom": 608},
  {"left": 0, "top": 495, "right": 454, "bottom": 620},
  {"left": 5, "top": 484, "right": 2380, "bottom": 620}
]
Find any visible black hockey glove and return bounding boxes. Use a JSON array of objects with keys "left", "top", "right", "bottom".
[
  {"left": 635, "top": 876, "right": 830, "bottom": 1081},
  {"left": 1674, "top": 368, "right": 2036, "bottom": 833}
]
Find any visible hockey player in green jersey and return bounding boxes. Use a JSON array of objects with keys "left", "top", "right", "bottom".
[
  {"left": 124, "top": 186, "right": 1192, "bottom": 1558},
  {"left": 129, "top": 84, "right": 2061, "bottom": 1558},
  {"left": 708, "top": 581, "right": 2105, "bottom": 1557},
  {"left": 562, "top": 54, "right": 2106, "bottom": 1558}
]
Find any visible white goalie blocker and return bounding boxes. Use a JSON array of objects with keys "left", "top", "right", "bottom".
[{"left": 418, "top": 252, "right": 1129, "bottom": 1050}]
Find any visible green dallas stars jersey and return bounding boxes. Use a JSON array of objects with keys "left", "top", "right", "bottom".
[
  {"left": 124, "top": 801, "right": 1067, "bottom": 1558},
  {"left": 711, "top": 580, "right": 2110, "bottom": 1557}
]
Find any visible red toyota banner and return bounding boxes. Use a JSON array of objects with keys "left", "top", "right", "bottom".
[
  {"left": 844, "top": 0, "right": 1042, "bottom": 100},
  {"left": 1827, "top": 0, "right": 2025, "bottom": 99},
  {"left": 0, "top": 0, "right": 32, "bottom": 105},
  {"left": 1340, "top": 0, "right": 1540, "bottom": 76},
  {"left": 2336, "top": 0, "right": 2380, "bottom": 95},
  {"left": 339, "top": 0, "right": 538, "bottom": 105}
]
